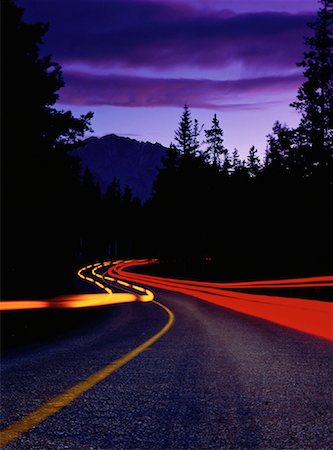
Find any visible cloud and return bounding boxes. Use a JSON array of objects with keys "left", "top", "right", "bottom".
[
  {"left": 19, "top": 0, "right": 314, "bottom": 71},
  {"left": 17, "top": 0, "right": 312, "bottom": 115},
  {"left": 59, "top": 72, "right": 302, "bottom": 110}
]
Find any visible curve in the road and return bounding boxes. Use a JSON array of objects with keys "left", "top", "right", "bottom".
[
  {"left": 0, "top": 261, "right": 154, "bottom": 311},
  {"left": 0, "top": 299, "right": 174, "bottom": 448},
  {"left": 109, "top": 259, "right": 333, "bottom": 341},
  {"left": 1, "top": 259, "right": 333, "bottom": 449}
]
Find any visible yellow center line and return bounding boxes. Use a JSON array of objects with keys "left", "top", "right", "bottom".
[{"left": 0, "top": 300, "right": 174, "bottom": 448}]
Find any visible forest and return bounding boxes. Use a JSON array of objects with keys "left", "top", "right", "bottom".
[{"left": 1, "top": 0, "right": 332, "bottom": 298}]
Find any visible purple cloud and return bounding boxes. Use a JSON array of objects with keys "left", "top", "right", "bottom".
[
  {"left": 18, "top": 0, "right": 314, "bottom": 70},
  {"left": 59, "top": 72, "right": 302, "bottom": 110}
]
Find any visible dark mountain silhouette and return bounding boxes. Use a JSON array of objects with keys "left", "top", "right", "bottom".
[{"left": 74, "top": 134, "right": 167, "bottom": 201}]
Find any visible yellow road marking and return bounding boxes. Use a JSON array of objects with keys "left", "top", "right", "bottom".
[
  {"left": 104, "top": 276, "right": 115, "bottom": 282},
  {"left": 0, "top": 300, "right": 174, "bottom": 448},
  {"left": 132, "top": 285, "right": 145, "bottom": 292},
  {"left": 94, "top": 281, "right": 105, "bottom": 289},
  {"left": 1, "top": 261, "right": 156, "bottom": 312},
  {"left": 117, "top": 280, "right": 130, "bottom": 287}
]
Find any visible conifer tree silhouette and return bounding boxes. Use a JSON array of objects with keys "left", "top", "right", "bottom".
[
  {"left": 1, "top": 1, "right": 93, "bottom": 296},
  {"left": 204, "top": 114, "right": 226, "bottom": 168},
  {"left": 291, "top": 0, "right": 333, "bottom": 164},
  {"left": 174, "top": 105, "right": 194, "bottom": 155}
]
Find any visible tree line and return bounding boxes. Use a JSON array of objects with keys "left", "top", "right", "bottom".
[
  {"left": 1, "top": 0, "right": 332, "bottom": 298},
  {"left": 1, "top": 0, "right": 142, "bottom": 297},
  {"left": 147, "top": 0, "right": 332, "bottom": 279}
]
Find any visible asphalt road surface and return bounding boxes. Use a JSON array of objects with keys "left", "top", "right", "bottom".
[{"left": 1, "top": 287, "right": 333, "bottom": 449}]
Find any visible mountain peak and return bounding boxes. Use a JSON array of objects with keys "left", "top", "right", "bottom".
[{"left": 75, "top": 134, "right": 167, "bottom": 201}]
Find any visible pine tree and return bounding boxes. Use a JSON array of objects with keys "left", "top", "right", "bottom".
[
  {"left": 106, "top": 177, "right": 122, "bottom": 205},
  {"left": 1, "top": 0, "right": 93, "bottom": 296},
  {"left": 204, "top": 114, "right": 226, "bottom": 167},
  {"left": 152, "top": 144, "right": 178, "bottom": 197},
  {"left": 291, "top": 0, "right": 333, "bottom": 160},
  {"left": 174, "top": 105, "right": 193, "bottom": 155},
  {"left": 232, "top": 148, "right": 246, "bottom": 172},
  {"left": 231, "top": 149, "right": 241, "bottom": 169},
  {"left": 247, "top": 146, "right": 262, "bottom": 177},
  {"left": 265, "top": 121, "right": 293, "bottom": 171},
  {"left": 191, "top": 118, "right": 203, "bottom": 155},
  {"left": 221, "top": 149, "right": 232, "bottom": 175}
]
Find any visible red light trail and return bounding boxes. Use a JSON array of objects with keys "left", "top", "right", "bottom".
[
  {"left": 1, "top": 259, "right": 332, "bottom": 341},
  {"left": 108, "top": 260, "right": 333, "bottom": 342}
]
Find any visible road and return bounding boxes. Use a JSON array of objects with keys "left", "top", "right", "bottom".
[{"left": 1, "top": 263, "right": 333, "bottom": 449}]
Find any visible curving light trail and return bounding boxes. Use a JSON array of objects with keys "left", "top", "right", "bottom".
[
  {"left": 1, "top": 258, "right": 332, "bottom": 341},
  {"left": 108, "top": 259, "right": 333, "bottom": 342},
  {"left": 0, "top": 261, "right": 154, "bottom": 311}
]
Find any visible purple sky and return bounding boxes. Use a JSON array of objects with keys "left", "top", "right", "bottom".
[{"left": 18, "top": 0, "right": 318, "bottom": 157}]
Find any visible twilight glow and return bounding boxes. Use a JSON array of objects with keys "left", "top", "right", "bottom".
[{"left": 17, "top": 0, "right": 317, "bottom": 156}]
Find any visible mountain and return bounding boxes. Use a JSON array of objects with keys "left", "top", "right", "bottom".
[{"left": 74, "top": 134, "right": 167, "bottom": 201}]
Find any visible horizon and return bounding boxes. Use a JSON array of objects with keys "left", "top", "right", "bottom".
[{"left": 17, "top": 0, "right": 318, "bottom": 157}]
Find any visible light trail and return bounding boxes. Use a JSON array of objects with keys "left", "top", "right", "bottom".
[
  {"left": 108, "top": 259, "right": 333, "bottom": 341},
  {"left": 1, "top": 261, "right": 154, "bottom": 311},
  {"left": 0, "top": 299, "right": 174, "bottom": 447},
  {"left": 108, "top": 260, "right": 333, "bottom": 289},
  {"left": 0, "top": 301, "right": 49, "bottom": 311},
  {"left": 2, "top": 258, "right": 331, "bottom": 340}
]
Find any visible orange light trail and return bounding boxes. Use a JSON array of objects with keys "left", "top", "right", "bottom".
[
  {"left": 2, "top": 259, "right": 332, "bottom": 341},
  {"left": 1, "top": 261, "right": 154, "bottom": 311},
  {"left": 107, "top": 259, "right": 333, "bottom": 342},
  {"left": 0, "top": 300, "right": 49, "bottom": 311}
]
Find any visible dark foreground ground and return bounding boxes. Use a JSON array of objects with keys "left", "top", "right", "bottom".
[{"left": 1, "top": 286, "right": 333, "bottom": 449}]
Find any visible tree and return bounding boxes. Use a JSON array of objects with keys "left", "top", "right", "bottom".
[
  {"left": 174, "top": 105, "right": 194, "bottom": 155},
  {"left": 2, "top": 1, "right": 92, "bottom": 159},
  {"left": 1, "top": 1, "right": 93, "bottom": 297},
  {"left": 191, "top": 118, "right": 203, "bottom": 156},
  {"left": 204, "top": 114, "right": 226, "bottom": 167},
  {"left": 265, "top": 121, "right": 293, "bottom": 172},
  {"left": 230, "top": 148, "right": 248, "bottom": 177},
  {"left": 151, "top": 144, "right": 179, "bottom": 202},
  {"left": 246, "top": 146, "right": 262, "bottom": 177},
  {"left": 221, "top": 149, "right": 232, "bottom": 175},
  {"left": 232, "top": 149, "right": 241, "bottom": 170},
  {"left": 291, "top": 0, "right": 333, "bottom": 161},
  {"left": 103, "top": 178, "right": 144, "bottom": 259}
]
